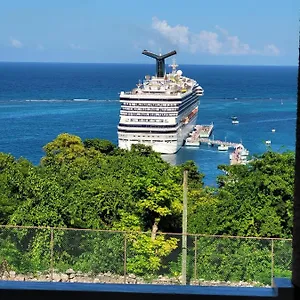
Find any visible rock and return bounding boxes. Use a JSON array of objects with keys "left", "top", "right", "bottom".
[
  {"left": 30, "top": 278, "right": 38, "bottom": 281},
  {"left": 66, "top": 268, "right": 75, "bottom": 275},
  {"left": 9, "top": 271, "right": 16, "bottom": 278},
  {"left": 15, "top": 274, "right": 26, "bottom": 281},
  {"left": 52, "top": 273, "right": 61, "bottom": 282},
  {"left": 60, "top": 273, "right": 69, "bottom": 282}
]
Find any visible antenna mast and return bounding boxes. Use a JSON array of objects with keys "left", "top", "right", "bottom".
[{"left": 169, "top": 58, "right": 178, "bottom": 74}]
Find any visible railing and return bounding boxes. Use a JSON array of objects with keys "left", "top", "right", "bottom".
[
  {"left": 0, "top": 226, "right": 292, "bottom": 287},
  {"left": 199, "top": 138, "right": 241, "bottom": 148}
]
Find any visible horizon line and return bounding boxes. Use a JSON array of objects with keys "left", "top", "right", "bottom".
[{"left": 0, "top": 60, "right": 297, "bottom": 67}]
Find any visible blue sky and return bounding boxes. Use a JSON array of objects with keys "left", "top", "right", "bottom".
[{"left": 0, "top": 0, "right": 299, "bottom": 65}]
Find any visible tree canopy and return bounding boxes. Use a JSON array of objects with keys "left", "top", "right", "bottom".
[{"left": 0, "top": 134, "right": 294, "bottom": 282}]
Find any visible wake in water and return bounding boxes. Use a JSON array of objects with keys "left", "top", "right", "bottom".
[
  {"left": 254, "top": 117, "right": 297, "bottom": 124},
  {"left": 205, "top": 97, "right": 295, "bottom": 101}
]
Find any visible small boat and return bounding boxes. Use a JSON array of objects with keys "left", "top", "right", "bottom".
[
  {"left": 265, "top": 140, "right": 271, "bottom": 145},
  {"left": 218, "top": 144, "right": 229, "bottom": 151},
  {"left": 229, "top": 144, "right": 250, "bottom": 165},
  {"left": 272, "top": 129, "right": 276, "bottom": 133},
  {"left": 231, "top": 116, "right": 239, "bottom": 124}
]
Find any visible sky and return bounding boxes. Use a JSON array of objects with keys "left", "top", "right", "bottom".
[{"left": 0, "top": 0, "right": 299, "bottom": 65}]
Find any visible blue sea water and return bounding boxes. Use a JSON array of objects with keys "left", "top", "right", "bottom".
[{"left": 0, "top": 62, "right": 297, "bottom": 186}]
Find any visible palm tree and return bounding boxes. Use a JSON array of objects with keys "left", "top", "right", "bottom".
[{"left": 292, "top": 28, "right": 300, "bottom": 298}]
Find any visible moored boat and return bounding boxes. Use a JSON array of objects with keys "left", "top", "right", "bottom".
[
  {"left": 231, "top": 116, "right": 239, "bottom": 124},
  {"left": 218, "top": 144, "right": 229, "bottom": 151},
  {"left": 117, "top": 50, "right": 204, "bottom": 154}
]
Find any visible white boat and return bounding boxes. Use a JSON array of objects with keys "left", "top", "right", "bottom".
[
  {"left": 272, "top": 129, "right": 276, "bottom": 133},
  {"left": 117, "top": 50, "right": 204, "bottom": 154},
  {"left": 230, "top": 144, "right": 249, "bottom": 165},
  {"left": 265, "top": 140, "right": 271, "bottom": 145},
  {"left": 231, "top": 116, "right": 239, "bottom": 124},
  {"left": 218, "top": 144, "right": 229, "bottom": 151}
]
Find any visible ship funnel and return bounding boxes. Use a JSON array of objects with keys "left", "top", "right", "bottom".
[{"left": 142, "top": 50, "right": 177, "bottom": 78}]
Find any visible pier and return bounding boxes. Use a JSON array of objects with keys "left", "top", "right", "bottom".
[
  {"left": 197, "top": 124, "right": 214, "bottom": 138},
  {"left": 184, "top": 124, "right": 242, "bottom": 149},
  {"left": 199, "top": 138, "right": 241, "bottom": 149},
  {"left": 185, "top": 124, "right": 214, "bottom": 146}
]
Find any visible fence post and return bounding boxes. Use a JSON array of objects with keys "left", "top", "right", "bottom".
[
  {"left": 182, "top": 170, "right": 188, "bottom": 285},
  {"left": 271, "top": 239, "right": 274, "bottom": 287},
  {"left": 194, "top": 235, "right": 197, "bottom": 280},
  {"left": 50, "top": 227, "right": 54, "bottom": 282},
  {"left": 124, "top": 233, "right": 127, "bottom": 284}
]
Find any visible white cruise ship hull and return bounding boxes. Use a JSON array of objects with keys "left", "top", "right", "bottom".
[{"left": 118, "top": 115, "right": 197, "bottom": 154}]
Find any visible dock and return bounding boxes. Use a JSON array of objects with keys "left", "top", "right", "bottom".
[
  {"left": 184, "top": 123, "right": 250, "bottom": 165},
  {"left": 185, "top": 124, "right": 214, "bottom": 146},
  {"left": 185, "top": 123, "right": 242, "bottom": 149},
  {"left": 199, "top": 138, "right": 241, "bottom": 149}
]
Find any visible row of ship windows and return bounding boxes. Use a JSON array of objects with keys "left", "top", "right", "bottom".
[
  {"left": 121, "top": 98, "right": 198, "bottom": 122},
  {"left": 122, "top": 107, "right": 178, "bottom": 112},
  {"left": 122, "top": 95, "right": 198, "bottom": 107},
  {"left": 121, "top": 94, "right": 197, "bottom": 111},
  {"left": 120, "top": 100, "right": 197, "bottom": 116},
  {"left": 179, "top": 96, "right": 198, "bottom": 110},
  {"left": 122, "top": 113, "right": 177, "bottom": 117},
  {"left": 119, "top": 134, "right": 175, "bottom": 138},
  {"left": 122, "top": 102, "right": 178, "bottom": 107},
  {"left": 119, "top": 123, "right": 176, "bottom": 128},
  {"left": 125, "top": 119, "right": 167, "bottom": 123},
  {"left": 118, "top": 129, "right": 177, "bottom": 134}
]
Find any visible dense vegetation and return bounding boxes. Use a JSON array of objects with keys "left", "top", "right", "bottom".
[{"left": 0, "top": 133, "right": 294, "bottom": 283}]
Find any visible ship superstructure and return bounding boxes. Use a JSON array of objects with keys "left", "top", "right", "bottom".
[{"left": 117, "top": 50, "right": 204, "bottom": 154}]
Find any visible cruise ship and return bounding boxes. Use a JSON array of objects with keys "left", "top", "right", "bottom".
[{"left": 117, "top": 50, "right": 204, "bottom": 154}]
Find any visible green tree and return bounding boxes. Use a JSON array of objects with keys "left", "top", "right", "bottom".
[
  {"left": 83, "top": 138, "right": 116, "bottom": 154},
  {"left": 215, "top": 151, "right": 294, "bottom": 238}
]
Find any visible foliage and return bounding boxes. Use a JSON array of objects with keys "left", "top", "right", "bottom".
[
  {"left": 0, "top": 227, "right": 51, "bottom": 274},
  {"left": 188, "top": 151, "right": 294, "bottom": 239},
  {"left": 168, "top": 236, "right": 273, "bottom": 285},
  {"left": 83, "top": 138, "right": 116, "bottom": 154},
  {"left": 187, "top": 187, "right": 219, "bottom": 235},
  {"left": 0, "top": 134, "right": 188, "bottom": 275},
  {"left": 0, "top": 134, "right": 294, "bottom": 282},
  {"left": 126, "top": 233, "right": 179, "bottom": 277},
  {"left": 52, "top": 229, "right": 125, "bottom": 274}
]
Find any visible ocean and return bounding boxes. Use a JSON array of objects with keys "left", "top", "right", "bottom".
[{"left": 0, "top": 62, "right": 297, "bottom": 186}]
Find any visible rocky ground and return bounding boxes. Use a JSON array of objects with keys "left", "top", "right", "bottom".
[{"left": 0, "top": 269, "right": 268, "bottom": 287}]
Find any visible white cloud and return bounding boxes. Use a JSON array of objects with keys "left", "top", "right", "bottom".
[
  {"left": 215, "top": 26, "right": 255, "bottom": 55},
  {"left": 264, "top": 44, "right": 280, "bottom": 56},
  {"left": 191, "top": 30, "right": 222, "bottom": 54},
  {"left": 10, "top": 37, "right": 23, "bottom": 48},
  {"left": 152, "top": 17, "right": 189, "bottom": 46},
  {"left": 151, "top": 18, "right": 280, "bottom": 56}
]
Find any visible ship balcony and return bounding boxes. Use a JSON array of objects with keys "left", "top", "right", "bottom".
[{"left": 120, "top": 91, "right": 184, "bottom": 99}]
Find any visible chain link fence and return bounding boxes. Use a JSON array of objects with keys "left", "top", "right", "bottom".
[{"left": 0, "top": 225, "right": 292, "bottom": 286}]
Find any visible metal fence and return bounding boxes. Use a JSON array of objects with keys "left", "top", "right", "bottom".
[{"left": 0, "top": 225, "right": 292, "bottom": 287}]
